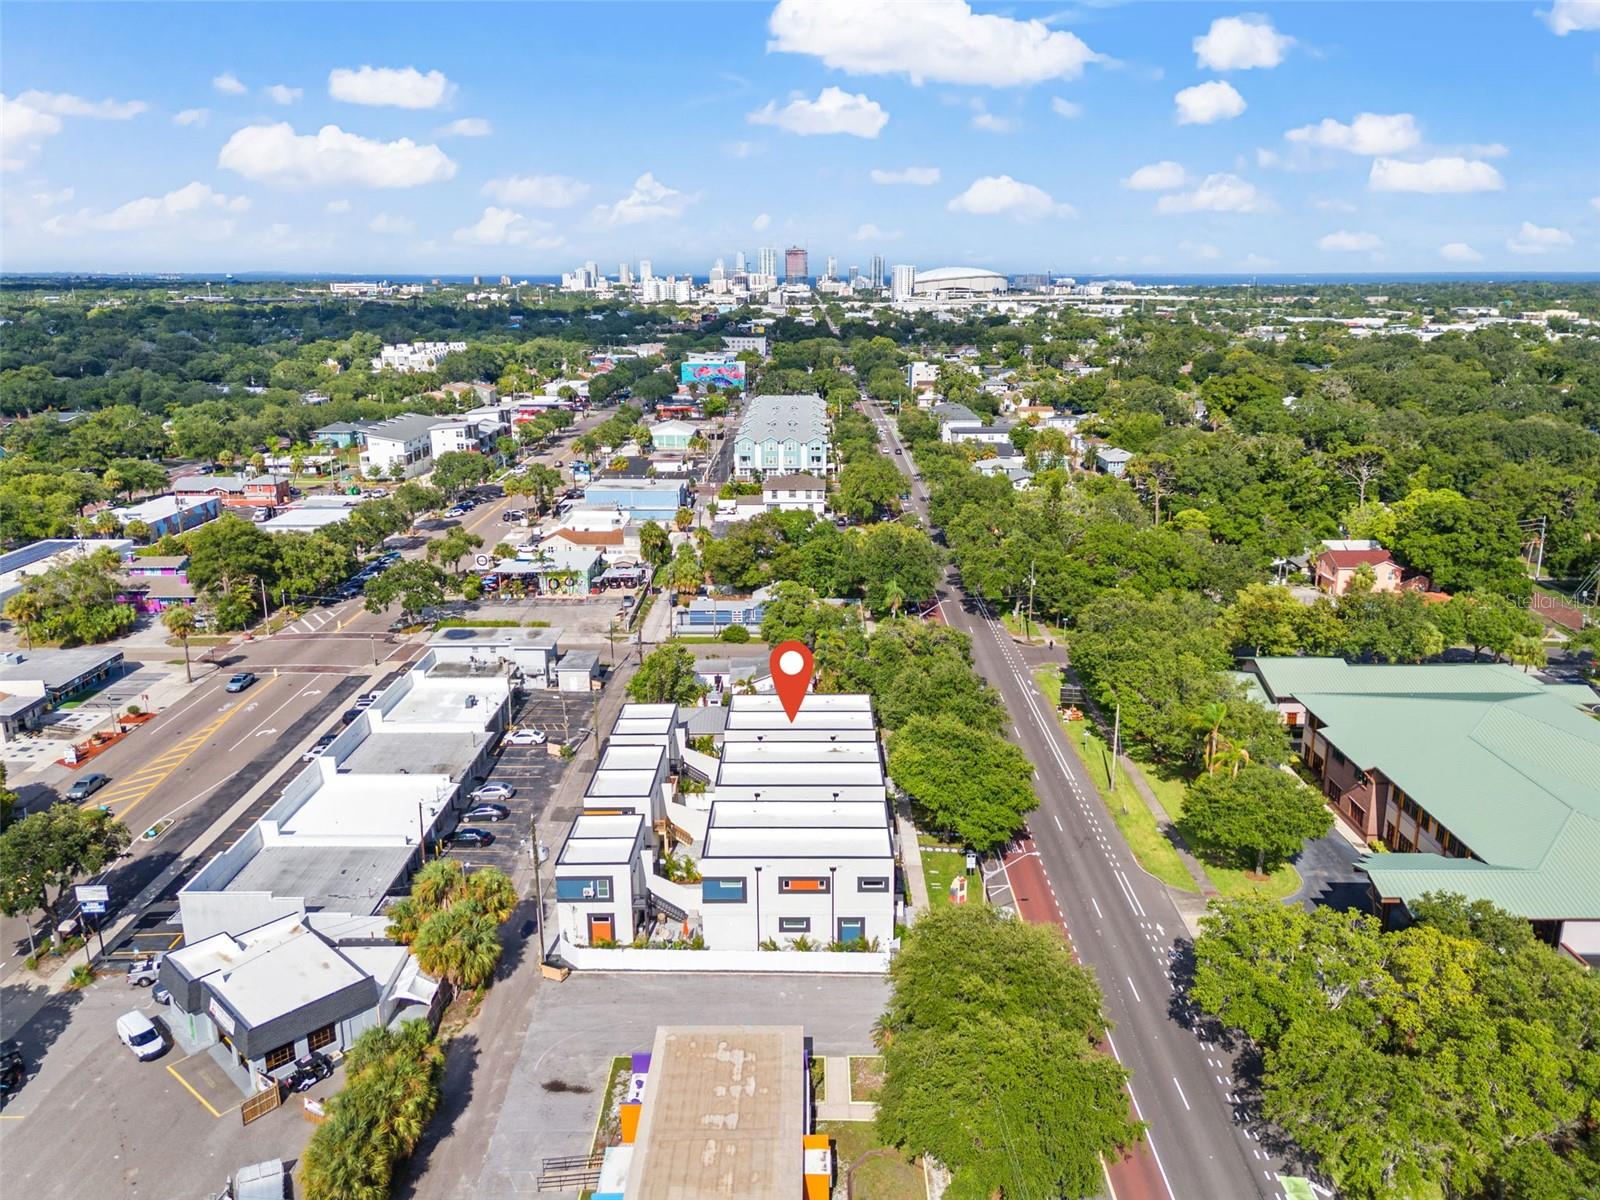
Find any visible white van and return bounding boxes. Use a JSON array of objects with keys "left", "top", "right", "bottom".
[{"left": 115, "top": 1011, "right": 164, "bottom": 1060}]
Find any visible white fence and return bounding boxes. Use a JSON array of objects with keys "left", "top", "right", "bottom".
[{"left": 551, "top": 935, "right": 890, "bottom": 975}]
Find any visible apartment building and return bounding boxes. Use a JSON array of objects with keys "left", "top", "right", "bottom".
[
  {"left": 733, "top": 393, "right": 831, "bottom": 478},
  {"left": 761, "top": 473, "right": 827, "bottom": 515},
  {"left": 371, "top": 341, "right": 467, "bottom": 373},
  {"left": 358, "top": 413, "right": 445, "bottom": 478}
]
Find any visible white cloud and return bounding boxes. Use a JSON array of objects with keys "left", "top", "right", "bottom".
[
  {"left": 451, "top": 205, "right": 559, "bottom": 247},
  {"left": 853, "top": 223, "right": 901, "bottom": 240},
  {"left": 1155, "top": 173, "right": 1265, "bottom": 213},
  {"left": 948, "top": 174, "right": 1072, "bottom": 220},
  {"left": 1369, "top": 156, "right": 1503, "bottom": 193},
  {"left": 766, "top": 0, "right": 1099, "bottom": 86},
  {"left": 1193, "top": 15, "right": 1294, "bottom": 70},
  {"left": 1439, "top": 242, "right": 1483, "bottom": 262},
  {"left": 1, "top": 94, "right": 63, "bottom": 168},
  {"left": 1240, "top": 252, "right": 1276, "bottom": 269},
  {"left": 748, "top": 87, "right": 887, "bottom": 138},
  {"left": 1255, "top": 147, "right": 1279, "bottom": 168},
  {"left": 437, "top": 117, "right": 491, "bottom": 138},
  {"left": 971, "top": 111, "right": 1014, "bottom": 133},
  {"left": 1175, "top": 80, "right": 1245, "bottom": 125},
  {"left": 265, "top": 84, "right": 302, "bottom": 106},
  {"left": 173, "top": 108, "right": 209, "bottom": 127},
  {"left": 212, "top": 73, "right": 247, "bottom": 95},
  {"left": 752, "top": 212, "right": 771, "bottom": 232},
  {"left": 218, "top": 122, "right": 457, "bottom": 188},
  {"left": 1539, "top": 0, "right": 1600, "bottom": 34},
  {"left": 368, "top": 212, "right": 414, "bottom": 235},
  {"left": 1180, "top": 240, "right": 1223, "bottom": 260},
  {"left": 1506, "top": 221, "right": 1573, "bottom": 253},
  {"left": 1050, "top": 97, "right": 1083, "bottom": 119},
  {"left": 1464, "top": 142, "right": 1509, "bottom": 158},
  {"left": 1313, "top": 196, "right": 1358, "bottom": 213},
  {"left": 1318, "top": 230, "right": 1383, "bottom": 252},
  {"left": 725, "top": 140, "right": 760, "bottom": 158},
  {"left": 1286, "top": 112, "right": 1420, "bottom": 155},
  {"left": 481, "top": 173, "right": 589, "bottom": 207},
  {"left": 1123, "top": 161, "right": 1187, "bottom": 191},
  {"left": 47, "top": 181, "right": 249, "bottom": 238},
  {"left": 328, "top": 65, "right": 454, "bottom": 109},
  {"left": 871, "top": 166, "right": 940, "bottom": 186},
  {"left": 595, "top": 172, "right": 695, "bottom": 225},
  {"left": 16, "top": 90, "right": 147, "bottom": 119},
  {"left": 324, "top": 198, "right": 350, "bottom": 214}
]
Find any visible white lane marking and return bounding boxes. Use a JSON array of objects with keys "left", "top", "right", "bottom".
[
  {"left": 1053, "top": 812, "right": 1063, "bottom": 831},
  {"left": 1126, "top": 975, "right": 1142, "bottom": 1004},
  {"left": 1115, "top": 869, "right": 1148, "bottom": 918},
  {"left": 1111, "top": 868, "right": 1141, "bottom": 916},
  {"left": 1172, "top": 1077, "right": 1190, "bottom": 1111},
  {"left": 1090, "top": 896, "right": 1103, "bottom": 919}
]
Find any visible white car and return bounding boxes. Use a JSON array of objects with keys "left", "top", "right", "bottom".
[
  {"left": 470, "top": 782, "right": 517, "bottom": 802},
  {"left": 505, "top": 728, "right": 547, "bottom": 747},
  {"left": 116, "top": 1011, "right": 164, "bottom": 1060}
]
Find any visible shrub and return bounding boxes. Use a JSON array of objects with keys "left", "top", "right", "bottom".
[
  {"left": 125, "top": 704, "right": 142, "bottom": 716},
  {"left": 67, "top": 964, "right": 96, "bottom": 989},
  {"left": 719, "top": 623, "right": 751, "bottom": 643}
]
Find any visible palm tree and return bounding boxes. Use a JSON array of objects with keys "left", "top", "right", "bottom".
[
  {"left": 412, "top": 903, "right": 502, "bottom": 990},
  {"left": 409, "top": 858, "right": 466, "bottom": 912},
  {"left": 162, "top": 605, "right": 199, "bottom": 683},
  {"left": 217, "top": 449, "right": 235, "bottom": 470},
  {"left": 1189, "top": 701, "right": 1229, "bottom": 774},
  {"left": 3, "top": 589, "right": 44, "bottom": 649},
  {"left": 883, "top": 578, "right": 906, "bottom": 619},
  {"left": 461, "top": 867, "right": 517, "bottom": 924}
]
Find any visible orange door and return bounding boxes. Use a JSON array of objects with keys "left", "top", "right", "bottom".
[{"left": 589, "top": 914, "right": 615, "bottom": 944}]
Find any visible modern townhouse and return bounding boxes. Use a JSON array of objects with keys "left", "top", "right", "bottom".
[{"left": 733, "top": 394, "right": 831, "bottom": 478}]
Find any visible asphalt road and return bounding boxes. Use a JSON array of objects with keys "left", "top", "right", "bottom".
[{"left": 866, "top": 397, "right": 1292, "bottom": 1200}]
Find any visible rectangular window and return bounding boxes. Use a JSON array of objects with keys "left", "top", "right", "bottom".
[
  {"left": 308, "top": 1024, "right": 336, "bottom": 1051},
  {"left": 555, "top": 877, "right": 611, "bottom": 902},
  {"left": 778, "top": 916, "right": 810, "bottom": 933},
  {"left": 836, "top": 918, "right": 866, "bottom": 944},
  {"left": 857, "top": 877, "right": 890, "bottom": 893},
  {"left": 1331, "top": 748, "right": 1347, "bottom": 765},
  {"left": 701, "top": 877, "right": 748, "bottom": 903},
  {"left": 264, "top": 1043, "right": 294, "bottom": 1071},
  {"left": 779, "top": 877, "right": 830, "bottom": 894}
]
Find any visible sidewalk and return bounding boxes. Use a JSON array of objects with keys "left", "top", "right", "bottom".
[
  {"left": 895, "top": 809, "right": 930, "bottom": 915},
  {"left": 815, "top": 1056, "right": 876, "bottom": 1123}
]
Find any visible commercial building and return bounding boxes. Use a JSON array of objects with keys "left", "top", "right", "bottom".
[
  {"left": 733, "top": 394, "right": 830, "bottom": 478},
  {"left": 722, "top": 334, "right": 767, "bottom": 356},
  {"left": 0, "top": 647, "right": 126, "bottom": 742},
  {"left": 0, "top": 538, "right": 131, "bottom": 606},
  {"left": 1243, "top": 657, "right": 1600, "bottom": 957},
  {"left": 648, "top": 420, "right": 699, "bottom": 452},
  {"left": 912, "top": 266, "right": 1007, "bottom": 297},
  {"left": 428, "top": 415, "right": 502, "bottom": 460},
  {"left": 581, "top": 479, "right": 689, "bottom": 523},
  {"left": 585, "top": 1025, "right": 827, "bottom": 1200},
  {"left": 679, "top": 354, "right": 746, "bottom": 393},
  {"left": 117, "top": 554, "right": 197, "bottom": 614},
  {"left": 110, "top": 494, "right": 220, "bottom": 540},
  {"left": 890, "top": 264, "right": 916, "bottom": 302},
  {"left": 171, "top": 473, "right": 290, "bottom": 513},
  {"left": 784, "top": 247, "right": 808, "bottom": 284},
  {"left": 671, "top": 596, "right": 767, "bottom": 636}
]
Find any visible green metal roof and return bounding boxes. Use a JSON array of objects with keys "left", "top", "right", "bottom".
[{"left": 1245, "top": 658, "right": 1600, "bottom": 921}]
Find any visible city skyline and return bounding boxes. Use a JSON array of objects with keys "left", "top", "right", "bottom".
[{"left": 3, "top": 0, "right": 1598, "bottom": 274}]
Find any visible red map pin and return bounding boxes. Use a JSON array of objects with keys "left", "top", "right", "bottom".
[{"left": 769, "top": 640, "right": 815, "bottom": 722}]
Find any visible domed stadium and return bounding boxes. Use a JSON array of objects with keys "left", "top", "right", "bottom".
[{"left": 912, "top": 266, "right": 1008, "bottom": 296}]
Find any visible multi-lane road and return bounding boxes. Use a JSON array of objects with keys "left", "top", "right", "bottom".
[{"left": 865, "top": 396, "right": 1296, "bottom": 1200}]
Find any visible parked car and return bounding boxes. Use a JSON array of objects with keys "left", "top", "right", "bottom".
[
  {"left": 620, "top": 594, "right": 636, "bottom": 609},
  {"left": 66, "top": 773, "right": 110, "bottom": 802},
  {"left": 504, "top": 728, "right": 546, "bottom": 747},
  {"left": 225, "top": 672, "right": 257, "bottom": 693},
  {"left": 283, "top": 1052, "right": 334, "bottom": 1093},
  {"left": 301, "top": 733, "right": 339, "bottom": 762},
  {"left": 115, "top": 1011, "right": 165, "bottom": 1061},
  {"left": 470, "top": 782, "right": 516, "bottom": 801},
  {"left": 463, "top": 803, "right": 510, "bottom": 823},
  {"left": 126, "top": 955, "right": 163, "bottom": 987},
  {"left": 1, "top": 1039, "right": 26, "bottom": 1101},
  {"left": 353, "top": 692, "right": 380, "bottom": 710},
  {"left": 444, "top": 827, "right": 496, "bottom": 848}
]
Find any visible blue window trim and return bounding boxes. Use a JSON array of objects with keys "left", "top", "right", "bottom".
[
  {"left": 701, "top": 877, "right": 748, "bottom": 904},
  {"left": 555, "top": 877, "right": 612, "bottom": 901}
]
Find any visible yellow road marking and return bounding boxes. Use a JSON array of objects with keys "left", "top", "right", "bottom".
[
  {"left": 165, "top": 1062, "right": 222, "bottom": 1118},
  {"left": 88, "top": 681, "right": 276, "bottom": 824},
  {"left": 167, "top": 933, "right": 184, "bottom": 949}
]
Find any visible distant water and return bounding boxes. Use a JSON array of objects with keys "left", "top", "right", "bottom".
[{"left": 5, "top": 270, "right": 1599, "bottom": 287}]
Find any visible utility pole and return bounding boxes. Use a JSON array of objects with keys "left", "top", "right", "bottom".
[
  {"left": 1109, "top": 700, "right": 1122, "bottom": 804},
  {"left": 1026, "top": 559, "right": 1037, "bottom": 645},
  {"left": 530, "top": 810, "right": 547, "bottom": 966}
]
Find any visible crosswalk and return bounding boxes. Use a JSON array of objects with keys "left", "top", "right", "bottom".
[{"left": 86, "top": 685, "right": 267, "bottom": 824}]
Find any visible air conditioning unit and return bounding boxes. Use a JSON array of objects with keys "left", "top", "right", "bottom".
[{"left": 581, "top": 886, "right": 596, "bottom": 899}]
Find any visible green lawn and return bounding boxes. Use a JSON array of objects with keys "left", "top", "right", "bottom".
[
  {"left": 819, "top": 1121, "right": 925, "bottom": 1200},
  {"left": 999, "top": 609, "right": 1067, "bottom": 645},
  {"left": 1035, "top": 668, "right": 1301, "bottom": 902},
  {"left": 850, "top": 1055, "right": 886, "bottom": 1103},
  {"left": 917, "top": 835, "right": 974, "bottom": 908}
]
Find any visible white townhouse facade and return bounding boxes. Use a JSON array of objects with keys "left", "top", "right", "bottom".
[
  {"left": 372, "top": 341, "right": 467, "bottom": 373},
  {"left": 761, "top": 473, "right": 827, "bottom": 515},
  {"left": 733, "top": 393, "right": 831, "bottom": 478},
  {"left": 358, "top": 413, "right": 445, "bottom": 478}
]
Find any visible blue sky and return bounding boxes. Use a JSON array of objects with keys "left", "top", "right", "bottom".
[{"left": 3, "top": 0, "right": 1597, "bottom": 275}]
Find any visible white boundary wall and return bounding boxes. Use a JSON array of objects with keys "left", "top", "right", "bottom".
[{"left": 551, "top": 935, "right": 888, "bottom": 974}]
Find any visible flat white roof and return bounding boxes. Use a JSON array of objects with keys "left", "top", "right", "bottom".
[
  {"left": 613, "top": 716, "right": 676, "bottom": 737},
  {"left": 730, "top": 693, "right": 873, "bottom": 715},
  {"left": 270, "top": 775, "right": 452, "bottom": 842},
  {"left": 617, "top": 702, "right": 678, "bottom": 721},
  {"left": 702, "top": 825, "right": 893, "bottom": 859},
  {"left": 600, "top": 744, "right": 667, "bottom": 772},
  {"left": 710, "top": 784, "right": 888, "bottom": 804},
  {"left": 559, "top": 837, "right": 640, "bottom": 866},
  {"left": 720, "top": 728, "right": 878, "bottom": 744},
  {"left": 718, "top": 741, "right": 882, "bottom": 764},
  {"left": 723, "top": 710, "right": 877, "bottom": 732},
  {"left": 586, "top": 769, "right": 661, "bottom": 798},
  {"left": 716, "top": 762, "right": 885, "bottom": 787},
  {"left": 383, "top": 675, "right": 509, "bottom": 727},
  {"left": 710, "top": 800, "right": 888, "bottom": 828}
]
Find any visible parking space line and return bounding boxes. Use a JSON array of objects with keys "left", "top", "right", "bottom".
[{"left": 166, "top": 1063, "right": 223, "bottom": 1118}]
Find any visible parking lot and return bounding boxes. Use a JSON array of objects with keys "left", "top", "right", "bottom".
[{"left": 434, "top": 688, "right": 595, "bottom": 878}]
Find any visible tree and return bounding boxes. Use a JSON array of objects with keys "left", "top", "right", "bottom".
[
  {"left": 638, "top": 520, "right": 671, "bottom": 570},
  {"left": 0, "top": 764, "right": 16, "bottom": 828},
  {"left": 101, "top": 458, "right": 169, "bottom": 503},
  {"left": 853, "top": 523, "right": 940, "bottom": 615},
  {"left": 430, "top": 450, "right": 491, "bottom": 498},
  {"left": 410, "top": 901, "right": 503, "bottom": 989},
  {"left": 887, "top": 715, "right": 1036, "bottom": 852},
  {"left": 626, "top": 644, "right": 707, "bottom": 706},
  {"left": 1180, "top": 765, "right": 1331, "bottom": 875},
  {"left": 364, "top": 560, "right": 450, "bottom": 626},
  {"left": 673, "top": 505, "right": 695, "bottom": 532},
  {"left": 185, "top": 513, "right": 279, "bottom": 624},
  {"left": 2, "top": 548, "right": 136, "bottom": 646},
  {"left": 665, "top": 541, "right": 701, "bottom": 599},
  {"left": 835, "top": 455, "right": 903, "bottom": 522},
  {"left": 2, "top": 588, "right": 44, "bottom": 649},
  {"left": 1389, "top": 487, "right": 1529, "bottom": 598},
  {"left": 876, "top": 906, "right": 1139, "bottom": 1200},
  {"left": 0, "top": 805, "right": 131, "bottom": 952},
  {"left": 427, "top": 527, "right": 484, "bottom": 575},
  {"left": 392, "top": 481, "right": 445, "bottom": 523},
  {"left": 162, "top": 605, "right": 198, "bottom": 683},
  {"left": 1332, "top": 445, "right": 1388, "bottom": 507}
]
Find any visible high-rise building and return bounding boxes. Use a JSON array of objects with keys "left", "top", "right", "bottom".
[
  {"left": 824, "top": 255, "right": 837, "bottom": 280},
  {"left": 785, "top": 246, "right": 808, "bottom": 283},
  {"left": 890, "top": 264, "right": 916, "bottom": 301},
  {"left": 758, "top": 246, "right": 778, "bottom": 278},
  {"left": 734, "top": 250, "right": 747, "bottom": 274},
  {"left": 499, "top": 274, "right": 511, "bottom": 286},
  {"left": 848, "top": 264, "right": 860, "bottom": 283},
  {"left": 869, "top": 255, "right": 886, "bottom": 289},
  {"left": 639, "top": 259, "right": 653, "bottom": 281},
  {"left": 619, "top": 262, "right": 632, "bottom": 286}
]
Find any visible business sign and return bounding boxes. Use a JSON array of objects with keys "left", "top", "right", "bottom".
[
  {"left": 679, "top": 359, "right": 746, "bottom": 390},
  {"left": 75, "top": 884, "right": 109, "bottom": 914},
  {"left": 208, "top": 998, "right": 237, "bottom": 1035}
]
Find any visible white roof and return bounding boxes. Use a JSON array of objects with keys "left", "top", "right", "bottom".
[
  {"left": 916, "top": 266, "right": 1005, "bottom": 282},
  {"left": 701, "top": 825, "right": 892, "bottom": 859}
]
